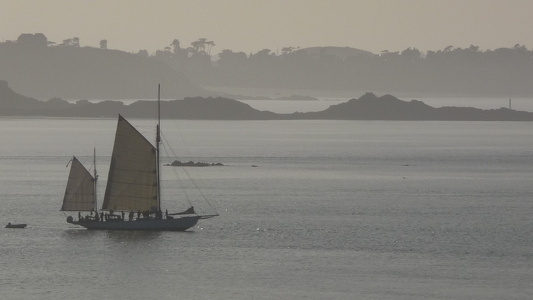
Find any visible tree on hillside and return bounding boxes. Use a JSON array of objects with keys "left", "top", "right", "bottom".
[
  {"left": 100, "top": 39, "right": 107, "bottom": 49},
  {"left": 171, "top": 39, "right": 181, "bottom": 53},
  {"left": 399, "top": 48, "right": 422, "bottom": 62},
  {"left": 190, "top": 38, "right": 215, "bottom": 55},
  {"left": 281, "top": 47, "right": 298, "bottom": 55},
  {"left": 218, "top": 49, "right": 248, "bottom": 68},
  {"left": 144, "top": 38, "right": 533, "bottom": 96},
  {"left": 61, "top": 37, "right": 80, "bottom": 47},
  {"left": 17, "top": 33, "right": 48, "bottom": 47},
  {"left": 136, "top": 49, "right": 149, "bottom": 57}
]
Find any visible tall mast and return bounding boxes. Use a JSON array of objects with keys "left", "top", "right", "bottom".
[
  {"left": 93, "top": 147, "right": 98, "bottom": 211},
  {"left": 156, "top": 84, "right": 161, "bottom": 211}
]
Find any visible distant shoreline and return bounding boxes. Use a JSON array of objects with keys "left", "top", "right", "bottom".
[
  {"left": 2, "top": 81, "right": 533, "bottom": 121},
  {"left": 58, "top": 96, "right": 533, "bottom": 114}
]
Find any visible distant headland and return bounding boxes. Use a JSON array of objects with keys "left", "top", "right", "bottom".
[
  {"left": 2, "top": 33, "right": 533, "bottom": 100},
  {"left": 1, "top": 80, "right": 532, "bottom": 121}
]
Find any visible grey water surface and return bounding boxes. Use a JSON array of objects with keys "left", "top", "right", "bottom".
[{"left": 1, "top": 118, "right": 531, "bottom": 299}]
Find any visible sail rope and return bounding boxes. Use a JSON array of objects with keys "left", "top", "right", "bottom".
[
  {"left": 75, "top": 156, "right": 95, "bottom": 179},
  {"left": 160, "top": 139, "right": 194, "bottom": 208},
  {"left": 160, "top": 130, "right": 219, "bottom": 216},
  {"left": 158, "top": 98, "right": 219, "bottom": 216}
]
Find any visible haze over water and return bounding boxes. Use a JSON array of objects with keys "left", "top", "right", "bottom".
[
  {"left": 1, "top": 116, "right": 531, "bottom": 299},
  {"left": 1, "top": 1, "right": 533, "bottom": 298}
]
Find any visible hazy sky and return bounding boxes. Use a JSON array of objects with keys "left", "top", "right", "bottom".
[{"left": 2, "top": 0, "right": 532, "bottom": 55}]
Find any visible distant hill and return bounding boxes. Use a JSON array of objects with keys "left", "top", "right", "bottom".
[
  {"left": 0, "top": 80, "right": 277, "bottom": 119},
  {"left": 301, "top": 92, "right": 533, "bottom": 121},
  {"left": 0, "top": 80, "right": 47, "bottom": 114},
  {"left": 297, "top": 46, "right": 374, "bottom": 59},
  {"left": 4, "top": 34, "right": 533, "bottom": 99},
  {"left": 0, "top": 37, "right": 207, "bottom": 100},
  {"left": 1, "top": 81, "right": 532, "bottom": 121}
]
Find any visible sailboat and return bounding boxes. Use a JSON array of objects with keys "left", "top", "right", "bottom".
[{"left": 61, "top": 86, "right": 217, "bottom": 231}]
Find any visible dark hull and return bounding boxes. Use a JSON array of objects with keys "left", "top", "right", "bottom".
[
  {"left": 5, "top": 224, "right": 27, "bottom": 228},
  {"left": 67, "top": 216, "right": 200, "bottom": 231}
]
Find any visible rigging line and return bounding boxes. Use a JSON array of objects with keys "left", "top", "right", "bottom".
[
  {"left": 159, "top": 100, "right": 220, "bottom": 215},
  {"left": 161, "top": 131, "right": 219, "bottom": 215},
  {"left": 160, "top": 135, "right": 196, "bottom": 208},
  {"left": 160, "top": 141, "right": 194, "bottom": 208},
  {"left": 160, "top": 124, "right": 221, "bottom": 215},
  {"left": 75, "top": 156, "right": 96, "bottom": 175}
]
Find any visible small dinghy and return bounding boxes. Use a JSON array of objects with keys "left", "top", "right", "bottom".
[{"left": 5, "top": 223, "right": 27, "bottom": 229}]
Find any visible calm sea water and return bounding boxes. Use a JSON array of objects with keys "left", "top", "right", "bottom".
[{"left": 0, "top": 117, "right": 532, "bottom": 299}]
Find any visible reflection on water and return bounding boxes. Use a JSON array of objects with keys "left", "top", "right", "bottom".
[
  {"left": 63, "top": 228, "right": 100, "bottom": 237},
  {"left": 62, "top": 228, "right": 182, "bottom": 242},
  {"left": 104, "top": 230, "right": 163, "bottom": 240}
]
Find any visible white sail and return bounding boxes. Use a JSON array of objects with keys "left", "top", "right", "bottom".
[
  {"left": 61, "top": 156, "right": 95, "bottom": 211},
  {"left": 102, "top": 115, "right": 158, "bottom": 212}
]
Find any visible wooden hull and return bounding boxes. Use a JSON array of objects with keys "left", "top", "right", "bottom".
[{"left": 67, "top": 216, "right": 200, "bottom": 231}]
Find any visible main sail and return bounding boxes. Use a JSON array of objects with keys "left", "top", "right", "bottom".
[
  {"left": 102, "top": 115, "right": 158, "bottom": 212},
  {"left": 61, "top": 156, "right": 95, "bottom": 211}
]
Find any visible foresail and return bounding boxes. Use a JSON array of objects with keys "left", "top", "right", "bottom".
[
  {"left": 102, "top": 115, "right": 158, "bottom": 212},
  {"left": 61, "top": 156, "right": 95, "bottom": 211}
]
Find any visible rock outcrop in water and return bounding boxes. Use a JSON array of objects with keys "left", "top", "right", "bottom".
[
  {"left": 166, "top": 160, "right": 224, "bottom": 167},
  {"left": 1, "top": 81, "right": 532, "bottom": 121}
]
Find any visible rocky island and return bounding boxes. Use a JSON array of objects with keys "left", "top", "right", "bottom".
[
  {"left": 166, "top": 160, "right": 224, "bottom": 167},
  {"left": 1, "top": 80, "right": 532, "bottom": 121}
]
